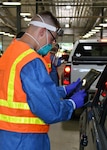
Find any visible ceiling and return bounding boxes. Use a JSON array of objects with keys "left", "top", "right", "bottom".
[{"left": 0, "top": 0, "right": 107, "bottom": 42}]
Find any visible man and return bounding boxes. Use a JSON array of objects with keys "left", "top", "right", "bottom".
[
  {"left": 0, "top": 11, "right": 86, "bottom": 150},
  {"left": 44, "top": 44, "right": 62, "bottom": 86},
  {"left": 49, "top": 44, "right": 62, "bottom": 86}
]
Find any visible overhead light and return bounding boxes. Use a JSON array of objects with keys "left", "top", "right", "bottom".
[
  {"left": 20, "top": 13, "right": 31, "bottom": 17},
  {"left": 83, "top": 34, "right": 91, "bottom": 38},
  {"left": 0, "top": 32, "right": 15, "bottom": 37},
  {"left": 66, "top": 17, "right": 70, "bottom": 20},
  {"left": 95, "top": 26, "right": 101, "bottom": 30},
  {"left": 105, "top": 19, "right": 107, "bottom": 22},
  {"left": 99, "top": 23, "right": 107, "bottom": 27},
  {"left": 83, "top": 32, "right": 93, "bottom": 38},
  {"left": 65, "top": 24, "right": 69, "bottom": 28},
  {"left": 89, "top": 31, "right": 96, "bottom": 34},
  {"left": 24, "top": 17, "right": 32, "bottom": 22},
  {"left": 66, "top": 5, "right": 71, "bottom": 9},
  {"left": 91, "top": 29, "right": 100, "bottom": 32},
  {"left": 8, "top": 34, "right": 15, "bottom": 37},
  {"left": 3, "top": 32, "right": 10, "bottom": 36},
  {"left": 3, "top": 2, "right": 21, "bottom": 5},
  {"left": 0, "top": 31, "right": 5, "bottom": 34}
]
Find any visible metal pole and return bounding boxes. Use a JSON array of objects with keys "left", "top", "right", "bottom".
[
  {"left": 16, "top": 5, "right": 21, "bottom": 34},
  {"left": 36, "top": 0, "right": 38, "bottom": 14},
  {"left": 100, "top": 8, "right": 104, "bottom": 39}
]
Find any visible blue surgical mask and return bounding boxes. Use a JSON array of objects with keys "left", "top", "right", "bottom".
[{"left": 37, "top": 44, "right": 52, "bottom": 56}]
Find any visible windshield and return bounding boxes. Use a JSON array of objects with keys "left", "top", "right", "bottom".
[{"left": 74, "top": 42, "right": 107, "bottom": 57}]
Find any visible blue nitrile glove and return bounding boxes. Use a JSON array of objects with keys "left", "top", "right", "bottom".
[
  {"left": 65, "top": 78, "right": 81, "bottom": 95},
  {"left": 69, "top": 90, "right": 87, "bottom": 109}
]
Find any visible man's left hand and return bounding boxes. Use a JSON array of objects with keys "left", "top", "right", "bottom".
[{"left": 65, "top": 78, "right": 81, "bottom": 95}]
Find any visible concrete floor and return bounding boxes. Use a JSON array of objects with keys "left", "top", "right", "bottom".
[
  {"left": 49, "top": 118, "right": 80, "bottom": 150},
  {"left": 48, "top": 63, "right": 80, "bottom": 150}
]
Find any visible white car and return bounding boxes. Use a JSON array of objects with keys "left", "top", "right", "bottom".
[
  {"left": 61, "top": 39, "right": 107, "bottom": 93},
  {"left": 61, "top": 39, "right": 107, "bottom": 117}
]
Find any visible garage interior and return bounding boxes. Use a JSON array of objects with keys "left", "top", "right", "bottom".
[
  {"left": 0, "top": 1, "right": 107, "bottom": 150},
  {"left": 0, "top": 0, "right": 107, "bottom": 46}
]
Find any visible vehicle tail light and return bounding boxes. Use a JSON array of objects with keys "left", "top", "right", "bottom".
[
  {"left": 101, "top": 81, "right": 107, "bottom": 97},
  {"left": 64, "top": 66, "right": 71, "bottom": 73},
  {"left": 104, "top": 81, "right": 107, "bottom": 89},
  {"left": 62, "top": 65, "right": 71, "bottom": 85},
  {"left": 101, "top": 92, "right": 106, "bottom": 97}
]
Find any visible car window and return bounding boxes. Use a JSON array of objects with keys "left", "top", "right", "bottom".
[{"left": 74, "top": 43, "right": 107, "bottom": 57}]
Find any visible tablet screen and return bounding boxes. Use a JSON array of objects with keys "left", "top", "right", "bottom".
[
  {"left": 81, "top": 69, "right": 101, "bottom": 90},
  {"left": 66, "top": 69, "right": 101, "bottom": 98}
]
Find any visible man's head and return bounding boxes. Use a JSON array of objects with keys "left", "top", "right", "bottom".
[
  {"left": 21, "top": 11, "right": 63, "bottom": 56},
  {"left": 30, "top": 11, "right": 61, "bottom": 42}
]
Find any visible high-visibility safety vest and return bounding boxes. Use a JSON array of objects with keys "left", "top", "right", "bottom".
[
  {"left": 44, "top": 52, "right": 52, "bottom": 73},
  {"left": 0, "top": 39, "right": 49, "bottom": 133}
]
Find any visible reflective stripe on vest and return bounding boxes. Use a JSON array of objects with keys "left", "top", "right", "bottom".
[
  {"left": 0, "top": 114, "right": 44, "bottom": 124},
  {"left": 0, "top": 49, "right": 46, "bottom": 125},
  {"left": 48, "top": 63, "right": 51, "bottom": 69}
]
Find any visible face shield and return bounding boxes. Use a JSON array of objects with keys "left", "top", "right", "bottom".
[
  {"left": 28, "top": 14, "right": 63, "bottom": 56},
  {"left": 29, "top": 14, "right": 64, "bottom": 38}
]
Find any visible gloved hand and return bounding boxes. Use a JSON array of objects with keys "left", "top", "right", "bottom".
[
  {"left": 70, "top": 90, "right": 87, "bottom": 109},
  {"left": 65, "top": 78, "right": 81, "bottom": 95}
]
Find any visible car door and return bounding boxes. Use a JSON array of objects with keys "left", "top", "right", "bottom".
[
  {"left": 79, "top": 65, "right": 107, "bottom": 150},
  {"left": 85, "top": 101, "right": 105, "bottom": 150}
]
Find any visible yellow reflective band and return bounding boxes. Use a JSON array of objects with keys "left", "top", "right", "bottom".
[
  {"left": 0, "top": 114, "right": 45, "bottom": 124},
  {"left": 48, "top": 63, "right": 51, "bottom": 68},
  {"left": 7, "top": 49, "right": 34, "bottom": 107},
  {"left": 0, "top": 49, "right": 47, "bottom": 125},
  {"left": 0, "top": 99, "right": 29, "bottom": 109}
]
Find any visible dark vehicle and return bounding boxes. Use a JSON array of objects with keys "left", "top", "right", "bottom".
[
  {"left": 61, "top": 52, "right": 69, "bottom": 62},
  {"left": 79, "top": 65, "right": 107, "bottom": 150}
]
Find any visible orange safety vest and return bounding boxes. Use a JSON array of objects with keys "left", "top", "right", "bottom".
[
  {"left": 0, "top": 39, "right": 49, "bottom": 133},
  {"left": 44, "top": 52, "right": 52, "bottom": 73}
]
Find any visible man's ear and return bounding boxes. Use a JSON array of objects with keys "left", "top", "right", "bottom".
[{"left": 39, "top": 28, "right": 46, "bottom": 37}]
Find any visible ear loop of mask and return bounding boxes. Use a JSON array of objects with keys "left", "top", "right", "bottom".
[
  {"left": 37, "top": 14, "right": 54, "bottom": 44},
  {"left": 25, "top": 32, "right": 40, "bottom": 48},
  {"left": 46, "top": 29, "right": 48, "bottom": 44},
  {"left": 25, "top": 30, "right": 49, "bottom": 51},
  {"left": 26, "top": 15, "right": 52, "bottom": 50},
  {"left": 37, "top": 14, "right": 45, "bottom": 23},
  {"left": 37, "top": 14, "right": 49, "bottom": 45}
]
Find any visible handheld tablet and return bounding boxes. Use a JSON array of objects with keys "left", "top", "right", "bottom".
[
  {"left": 80, "top": 69, "right": 101, "bottom": 91},
  {"left": 66, "top": 69, "right": 101, "bottom": 98}
]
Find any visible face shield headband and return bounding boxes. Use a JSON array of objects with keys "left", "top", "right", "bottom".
[
  {"left": 29, "top": 21, "right": 57, "bottom": 32},
  {"left": 29, "top": 14, "right": 63, "bottom": 36},
  {"left": 29, "top": 13, "right": 57, "bottom": 32}
]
